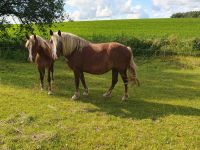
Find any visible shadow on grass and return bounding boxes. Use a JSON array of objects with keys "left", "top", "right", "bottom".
[
  {"left": 1, "top": 59, "right": 200, "bottom": 120},
  {"left": 53, "top": 62, "right": 200, "bottom": 120},
  {"left": 76, "top": 96, "right": 200, "bottom": 120}
]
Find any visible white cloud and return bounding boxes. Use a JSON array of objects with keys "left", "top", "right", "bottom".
[
  {"left": 96, "top": 6, "right": 112, "bottom": 17},
  {"left": 65, "top": 0, "right": 148, "bottom": 20},
  {"left": 152, "top": 0, "right": 200, "bottom": 18}
]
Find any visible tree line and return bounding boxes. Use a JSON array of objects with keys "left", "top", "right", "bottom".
[{"left": 171, "top": 11, "right": 200, "bottom": 18}]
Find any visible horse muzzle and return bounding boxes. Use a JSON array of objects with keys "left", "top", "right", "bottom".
[
  {"left": 52, "top": 53, "right": 58, "bottom": 60},
  {"left": 27, "top": 57, "right": 33, "bottom": 63}
]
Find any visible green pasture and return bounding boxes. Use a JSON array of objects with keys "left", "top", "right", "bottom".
[
  {"left": 50, "top": 18, "right": 200, "bottom": 39},
  {"left": 1, "top": 18, "right": 200, "bottom": 149},
  {"left": 0, "top": 56, "right": 200, "bottom": 149}
]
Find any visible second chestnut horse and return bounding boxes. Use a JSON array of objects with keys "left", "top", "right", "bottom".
[{"left": 25, "top": 34, "right": 54, "bottom": 95}]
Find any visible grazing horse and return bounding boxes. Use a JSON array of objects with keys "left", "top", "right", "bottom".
[
  {"left": 25, "top": 34, "right": 54, "bottom": 95},
  {"left": 49, "top": 30, "right": 139, "bottom": 100}
]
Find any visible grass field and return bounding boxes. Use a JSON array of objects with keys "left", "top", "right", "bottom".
[
  {"left": 1, "top": 18, "right": 200, "bottom": 149},
  {"left": 1, "top": 56, "right": 200, "bottom": 149},
  {"left": 6, "top": 18, "right": 200, "bottom": 41},
  {"left": 50, "top": 18, "right": 200, "bottom": 39}
]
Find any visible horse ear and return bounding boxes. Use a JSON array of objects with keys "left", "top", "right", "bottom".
[
  {"left": 26, "top": 34, "right": 29, "bottom": 40},
  {"left": 50, "top": 30, "right": 53, "bottom": 36},
  {"left": 58, "top": 30, "right": 61, "bottom": 36},
  {"left": 33, "top": 34, "right": 37, "bottom": 40}
]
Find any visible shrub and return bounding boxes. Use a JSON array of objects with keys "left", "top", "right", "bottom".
[{"left": 192, "top": 38, "right": 200, "bottom": 51}]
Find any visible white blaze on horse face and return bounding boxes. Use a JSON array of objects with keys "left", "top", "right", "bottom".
[
  {"left": 26, "top": 40, "right": 33, "bottom": 62},
  {"left": 51, "top": 36, "right": 58, "bottom": 60},
  {"left": 28, "top": 44, "right": 33, "bottom": 62}
]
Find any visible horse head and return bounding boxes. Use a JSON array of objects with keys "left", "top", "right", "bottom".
[
  {"left": 49, "top": 30, "right": 63, "bottom": 60},
  {"left": 25, "top": 34, "right": 38, "bottom": 62}
]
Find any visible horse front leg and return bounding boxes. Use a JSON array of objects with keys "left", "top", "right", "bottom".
[
  {"left": 51, "top": 62, "right": 54, "bottom": 83},
  {"left": 47, "top": 67, "right": 53, "bottom": 95},
  {"left": 119, "top": 70, "right": 129, "bottom": 101},
  {"left": 72, "top": 70, "right": 80, "bottom": 100},
  {"left": 38, "top": 67, "right": 45, "bottom": 91},
  {"left": 80, "top": 72, "right": 89, "bottom": 96},
  {"left": 103, "top": 68, "right": 118, "bottom": 98}
]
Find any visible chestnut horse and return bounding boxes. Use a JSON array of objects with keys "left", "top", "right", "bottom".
[
  {"left": 50, "top": 30, "right": 139, "bottom": 100},
  {"left": 25, "top": 34, "right": 54, "bottom": 95}
]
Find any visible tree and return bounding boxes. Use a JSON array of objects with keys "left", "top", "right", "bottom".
[
  {"left": 0, "top": 0, "right": 65, "bottom": 41},
  {"left": 171, "top": 11, "right": 200, "bottom": 18}
]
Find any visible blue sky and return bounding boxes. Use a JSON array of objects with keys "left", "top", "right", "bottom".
[{"left": 64, "top": 0, "right": 200, "bottom": 21}]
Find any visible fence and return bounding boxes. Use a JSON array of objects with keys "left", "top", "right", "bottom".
[{"left": 0, "top": 40, "right": 28, "bottom": 60}]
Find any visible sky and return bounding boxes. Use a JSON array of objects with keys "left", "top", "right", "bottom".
[{"left": 64, "top": 0, "right": 200, "bottom": 21}]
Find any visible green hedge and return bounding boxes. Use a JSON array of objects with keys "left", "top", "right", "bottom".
[{"left": 1, "top": 35, "right": 200, "bottom": 60}]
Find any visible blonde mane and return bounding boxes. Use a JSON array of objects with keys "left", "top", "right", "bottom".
[
  {"left": 58, "top": 32, "right": 90, "bottom": 56},
  {"left": 25, "top": 35, "right": 49, "bottom": 50}
]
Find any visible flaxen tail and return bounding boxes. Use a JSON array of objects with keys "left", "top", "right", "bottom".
[{"left": 127, "top": 47, "right": 140, "bottom": 86}]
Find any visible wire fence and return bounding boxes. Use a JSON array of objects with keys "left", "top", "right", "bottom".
[{"left": 0, "top": 41, "right": 26, "bottom": 51}]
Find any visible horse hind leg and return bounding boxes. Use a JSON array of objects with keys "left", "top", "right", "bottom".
[
  {"left": 80, "top": 72, "right": 89, "bottom": 96},
  {"left": 119, "top": 70, "right": 129, "bottom": 101},
  {"left": 103, "top": 69, "right": 118, "bottom": 98}
]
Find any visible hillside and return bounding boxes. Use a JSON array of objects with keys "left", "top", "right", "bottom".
[{"left": 50, "top": 18, "right": 200, "bottom": 39}]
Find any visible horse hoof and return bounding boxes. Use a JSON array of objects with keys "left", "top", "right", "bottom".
[
  {"left": 122, "top": 95, "right": 128, "bottom": 101},
  {"left": 83, "top": 91, "right": 89, "bottom": 96},
  {"left": 48, "top": 91, "right": 53, "bottom": 95},
  {"left": 41, "top": 88, "right": 44, "bottom": 91},
  {"left": 103, "top": 92, "right": 112, "bottom": 98},
  {"left": 71, "top": 95, "right": 80, "bottom": 100},
  {"left": 71, "top": 93, "right": 80, "bottom": 100},
  {"left": 83, "top": 89, "right": 89, "bottom": 96}
]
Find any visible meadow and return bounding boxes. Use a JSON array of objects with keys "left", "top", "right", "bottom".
[
  {"left": 1, "top": 57, "right": 200, "bottom": 149},
  {"left": 0, "top": 18, "right": 200, "bottom": 149},
  {"left": 51, "top": 18, "right": 200, "bottom": 39}
]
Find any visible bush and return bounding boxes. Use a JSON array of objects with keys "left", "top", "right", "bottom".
[
  {"left": 192, "top": 38, "right": 200, "bottom": 51},
  {"left": 1, "top": 34, "right": 200, "bottom": 60}
]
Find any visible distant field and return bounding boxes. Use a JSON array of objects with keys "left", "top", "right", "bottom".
[{"left": 50, "top": 18, "right": 200, "bottom": 39}]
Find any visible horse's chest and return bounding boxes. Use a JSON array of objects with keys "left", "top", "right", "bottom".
[{"left": 36, "top": 57, "right": 52, "bottom": 68}]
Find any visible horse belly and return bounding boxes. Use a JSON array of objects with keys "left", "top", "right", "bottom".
[{"left": 82, "top": 56, "right": 112, "bottom": 74}]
